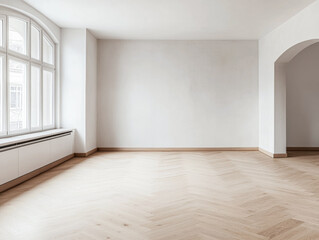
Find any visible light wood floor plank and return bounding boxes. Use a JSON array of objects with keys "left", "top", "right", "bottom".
[{"left": 0, "top": 151, "right": 319, "bottom": 239}]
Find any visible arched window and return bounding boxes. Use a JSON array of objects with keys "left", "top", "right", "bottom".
[{"left": 0, "top": 8, "right": 56, "bottom": 137}]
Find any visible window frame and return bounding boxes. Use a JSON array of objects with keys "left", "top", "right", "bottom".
[
  {"left": 0, "top": 51, "right": 6, "bottom": 137},
  {"left": 0, "top": 9, "right": 56, "bottom": 138}
]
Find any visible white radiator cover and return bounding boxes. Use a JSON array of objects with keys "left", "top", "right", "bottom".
[{"left": 0, "top": 131, "right": 74, "bottom": 185}]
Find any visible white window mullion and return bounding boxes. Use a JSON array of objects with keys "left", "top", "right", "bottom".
[
  {"left": 0, "top": 53, "right": 6, "bottom": 136},
  {"left": 26, "top": 62, "right": 31, "bottom": 133},
  {"left": 52, "top": 69, "right": 55, "bottom": 129},
  {"left": 5, "top": 14, "right": 8, "bottom": 136},
  {"left": 0, "top": 16, "right": 7, "bottom": 136},
  {"left": 25, "top": 60, "right": 31, "bottom": 134},
  {"left": 40, "top": 65, "right": 43, "bottom": 130},
  {"left": 40, "top": 28, "right": 43, "bottom": 131},
  {"left": 27, "top": 17, "right": 31, "bottom": 133}
]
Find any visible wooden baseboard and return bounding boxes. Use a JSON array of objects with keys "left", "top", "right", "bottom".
[
  {"left": 75, "top": 148, "right": 98, "bottom": 157},
  {"left": 259, "top": 148, "right": 287, "bottom": 158},
  {"left": 98, "top": 147, "right": 259, "bottom": 152},
  {"left": 287, "top": 147, "right": 319, "bottom": 151},
  {"left": 273, "top": 153, "right": 288, "bottom": 158},
  {"left": 259, "top": 148, "right": 274, "bottom": 158},
  {"left": 0, "top": 154, "right": 74, "bottom": 193}
]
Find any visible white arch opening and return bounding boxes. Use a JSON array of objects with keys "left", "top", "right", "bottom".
[{"left": 274, "top": 39, "right": 319, "bottom": 156}]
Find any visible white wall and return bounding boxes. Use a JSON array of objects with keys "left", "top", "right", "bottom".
[
  {"left": 97, "top": 40, "right": 258, "bottom": 148},
  {"left": 61, "top": 29, "right": 98, "bottom": 153},
  {"left": 259, "top": 0, "right": 319, "bottom": 154},
  {"left": 61, "top": 29, "right": 86, "bottom": 153},
  {"left": 85, "top": 30, "right": 97, "bottom": 152},
  {"left": 286, "top": 43, "right": 319, "bottom": 147}
]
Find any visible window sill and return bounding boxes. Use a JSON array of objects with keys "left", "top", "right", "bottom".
[{"left": 0, "top": 129, "right": 73, "bottom": 148}]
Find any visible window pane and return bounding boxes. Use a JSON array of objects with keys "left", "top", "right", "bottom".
[
  {"left": 0, "top": 57, "right": 3, "bottom": 133},
  {"left": 9, "top": 59, "right": 27, "bottom": 132},
  {"left": 0, "top": 19, "right": 3, "bottom": 47},
  {"left": 43, "top": 36, "right": 53, "bottom": 65},
  {"left": 31, "top": 66, "right": 40, "bottom": 129},
  {"left": 31, "top": 25, "right": 40, "bottom": 60},
  {"left": 9, "top": 17, "right": 27, "bottom": 55},
  {"left": 43, "top": 70, "right": 53, "bottom": 127}
]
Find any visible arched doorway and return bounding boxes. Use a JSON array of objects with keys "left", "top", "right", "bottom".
[{"left": 274, "top": 39, "right": 319, "bottom": 156}]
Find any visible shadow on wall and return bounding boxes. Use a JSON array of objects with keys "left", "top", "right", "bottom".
[{"left": 97, "top": 42, "right": 123, "bottom": 147}]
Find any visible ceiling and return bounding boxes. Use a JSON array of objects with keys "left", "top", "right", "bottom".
[{"left": 23, "top": 0, "right": 316, "bottom": 40}]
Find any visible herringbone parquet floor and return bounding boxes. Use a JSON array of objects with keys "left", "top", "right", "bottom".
[{"left": 1, "top": 151, "right": 319, "bottom": 240}]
